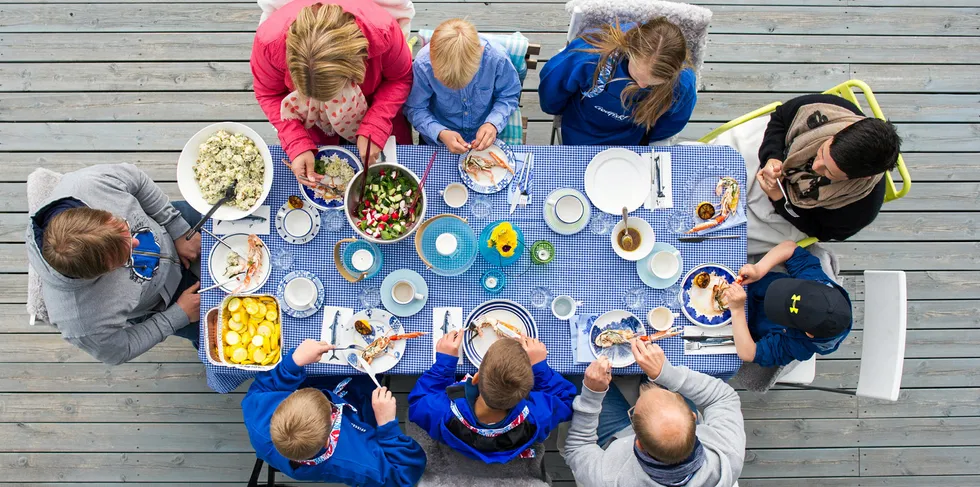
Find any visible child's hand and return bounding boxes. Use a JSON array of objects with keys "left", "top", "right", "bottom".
[
  {"left": 583, "top": 356, "right": 612, "bottom": 392},
  {"left": 631, "top": 339, "right": 666, "bottom": 380},
  {"left": 737, "top": 263, "right": 762, "bottom": 285},
  {"left": 372, "top": 386, "right": 397, "bottom": 426},
  {"left": 436, "top": 330, "right": 464, "bottom": 357},
  {"left": 472, "top": 123, "right": 498, "bottom": 151},
  {"left": 439, "top": 130, "right": 471, "bottom": 154},
  {"left": 521, "top": 336, "right": 548, "bottom": 365},
  {"left": 292, "top": 339, "right": 335, "bottom": 367},
  {"left": 723, "top": 284, "right": 747, "bottom": 309}
]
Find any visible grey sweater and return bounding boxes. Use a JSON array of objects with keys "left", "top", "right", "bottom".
[
  {"left": 564, "top": 362, "right": 746, "bottom": 487},
  {"left": 25, "top": 164, "right": 192, "bottom": 365}
]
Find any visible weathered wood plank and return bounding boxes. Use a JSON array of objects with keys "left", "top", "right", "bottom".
[
  {"left": 0, "top": 153, "right": 181, "bottom": 183},
  {"left": 0, "top": 393, "right": 245, "bottom": 423},
  {"left": 0, "top": 423, "right": 250, "bottom": 453},
  {"left": 0, "top": 62, "right": 254, "bottom": 92},
  {"left": 705, "top": 35, "right": 980, "bottom": 64},
  {"left": 861, "top": 447, "right": 980, "bottom": 476},
  {"left": 745, "top": 418, "right": 980, "bottom": 449},
  {"left": 0, "top": 335, "right": 199, "bottom": 363},
  {"left": 860, "top": 388, "right": 980, "bottom": 419},
  {"left": 741, "top": 448, "right": 859, "bottom": 478},
  {"left": 899, "top": 153, "right": 980, "bottom": 182},
  {"left": 0, "top": 363, "right": 245, "bottom": 393},
  {"left": 738, "top": 390, "right": 857, "bottom": 420},
  {"left": 0, "top": 305, "right": 58, "bottom": 332},
  {"left": 839, "top": 272, "right": 980, "bottom": 301},
  {"left": 0, "top": 453, "right": 260, "bottom": 482},
  {"left": 851, "top": 64, "right": 980, "bottom": 94},
  {"left": 824, "top": 242, "right": 980, "bottom": 271},
  {"left": 850, "top": 212, "right": 980, "bottom": 242},
  {"left": 8, "top": 91, "right": 977, "bottom": 124},
  {"left": 789, "top": 358, "right": 980, "bottom": 389},
  {"left": 854, "top": 300, "right": 980, "bottom": 330},
  {"left": 740, "top": 477, "right": 980, "bottom": 487}
]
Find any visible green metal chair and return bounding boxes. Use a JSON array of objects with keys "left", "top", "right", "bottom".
[{"left": 698, "top": 79, "right": 912, "bottom": 247}]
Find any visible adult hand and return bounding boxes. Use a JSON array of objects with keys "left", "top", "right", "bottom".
[
  {"left": 757, "top": 158, "right": 785, "bottom": 201},
  {"left": 290, "top": 151, "right": 319, "bottom": 188},
  {"left": 174, "top": 231, "right": 201, "bottom": 268},
  {"left": 472, "top": 123, "right": 498, "bottom": 151},
  {"left": 522, "top": 336, "right": 548, "bottom": 365},
  {"left": 436, "top": 330, "right": 464, "bottom": 357},
  {"left": 372, "top": 386, "right": 397, "bottom": 425},
  {"left": 723, "top": 283, "right": 747, "bottom": 309},
  {"left": 583, "top": 356, "right": 612, "bottom": 393},
  {"left": 292, "top": 339, "right": 335, "bottom": 367},
  {"left": 631, "top": 339, "right": 666, "bottom": 380},
  {"left": 176, "top": 282, "right": 201, "bottom": 322},
  {"left": 438, "top": 130, "right": 471, "bottom": 154},
  {"left": 737, "top": 263, "right": 763, "bottom": 285},
  {"left": 357, "top": 135, "right": 383, "bottom": 164}
]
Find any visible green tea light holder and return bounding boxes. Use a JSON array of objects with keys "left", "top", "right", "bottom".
[{"left": 530, "top": 240, "right": 555, "bottom": 265}]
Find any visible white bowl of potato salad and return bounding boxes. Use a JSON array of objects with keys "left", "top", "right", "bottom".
[{"left": 177, "top": 122, "right": 274, "bottom": 221}]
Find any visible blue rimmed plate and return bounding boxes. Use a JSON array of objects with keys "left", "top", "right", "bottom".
[
  {"left": 300, "top": 146, "right": 362, "bottom": 210},
  {"left": 589, "top": 309, "right": 645, "bottom": 368},
  {"left": 463, "top": 299, "right": 537, "bottom": 368},
  {"left": 276, "top": 270, "right": 324, "bottom": 319},
  {"left": 458, "top": 139, "right": 517, "bottom": 194},
  {"left": 680, "top": 263, "right": 737, "bottom": 327},
  {"left": 206, "top": 233, "right": 271, "bottom": 293},
  {"left": 347, "top": 308, "right": 405, "bottom": 374},
  {"left": 637, "top": 242, "right": 684, "bottom": 290}
]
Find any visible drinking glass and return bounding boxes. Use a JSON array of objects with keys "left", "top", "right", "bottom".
[
  {"left": 322, "top": 210, "right": 345, "bottom": 232},
  {"left": 470, "top": 195, "right": 492, "bottom": 220},
  {"left": 590, "top": 212, "right": 617, "bottom": 235},
  {"left": 622, "top": 286, "right": 648, "bottom": 311},
  {"left": 529, "top": 286, "right": 554, "bottom": 309},
  {"left": 271, "top": 247, "right": 294, "bottom": 272},
  {"left": 661, "top": 283, "right": 682, "bottom": 308},
  {"left": 358, "top": 285, "right": 382, "bottom": 309}
]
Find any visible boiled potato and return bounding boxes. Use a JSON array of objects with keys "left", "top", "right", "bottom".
[{"left": 227, "top": 298, "right": 241, "bottom": 313}]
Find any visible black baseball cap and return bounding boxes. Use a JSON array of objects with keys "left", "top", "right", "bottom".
[{"left": 764, "top": 279, "right": 851, "bottom": 338}]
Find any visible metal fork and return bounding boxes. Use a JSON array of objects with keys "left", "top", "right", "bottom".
[
  {"left": 776, "top": 179, "right": 800, "bottom": 218},
  {"left": 518, "top": 153, "right": 533, "bottom": 208}
]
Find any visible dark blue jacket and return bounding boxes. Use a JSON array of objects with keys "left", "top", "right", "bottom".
[
  {"left": 747, "top": 247, "right": 852, "bottom": 367},
  {"left": 241, "top": 350, "right": 426, "bottom": 486},
  {"left": 408, "top": 353, "right": 576, "bottom": 464},
  {"left": 539, "top": 27, "right": 697, "bottom": 145}
]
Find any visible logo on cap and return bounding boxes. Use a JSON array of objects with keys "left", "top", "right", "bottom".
[{"left": 790, "top": 294, "right": 801, "bottom": 314}]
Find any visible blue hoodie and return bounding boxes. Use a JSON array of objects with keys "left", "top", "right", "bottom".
[
  {"left": 747, "top": 247, "right": 853, "bottom": 367},
  {"left": 241, "top": 350, "right": 426, "bottom": 486},
  {"left": 408, "top": 353, "right": 576, "bottom": 464},
  {"left": 538, "top": 25, "right": 697, "bottom": 146}
]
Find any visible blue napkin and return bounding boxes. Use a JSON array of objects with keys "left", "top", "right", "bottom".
[{"left": 570, "top": 313, "right": 599, "bottom": 364}]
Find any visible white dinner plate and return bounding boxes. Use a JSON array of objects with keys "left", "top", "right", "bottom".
[
  {"left": 207, "top": 233, "right": 271, "bottom": 294},
  {"left": 584, "top": 148, "right": 651, "bottom": 215},
  {"left": 347, "top": 308, "right": 407, "bottom": 374},
  {"left": 589, "top": 309, "right": 646, "bottom": 368}
]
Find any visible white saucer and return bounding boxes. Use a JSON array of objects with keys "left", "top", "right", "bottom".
[
  {"left": 276, "top": 202, "right": 320, "bottom": 245},
  {"left": 544, "top": 188, "right": 591, "bottom": 236},
  {"left": 637, "top": 242, "right": 684, "bottom": 289}
]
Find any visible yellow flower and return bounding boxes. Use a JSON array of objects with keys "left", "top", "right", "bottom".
[{"left": 488, "top": 222, "right": 518, "bottom": 258}]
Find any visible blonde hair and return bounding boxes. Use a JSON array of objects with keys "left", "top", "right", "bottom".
[
  {"left": 429, "top": 18, "right": 483, "bottom": 90},
  {"left": 477, "top": 339, "right": 534, "bottom": 410},
  {"left": 286, "top": 3, "right": 369, "bottom": 101},
  {"left": 42, "top": 208, "right": 130, "bottom": 279},
  {"left": 271, "top": 388, "right": 333, "bottom": 461},
  {"left": 581, "top": 18, "right": 689, "bottom": 129}
]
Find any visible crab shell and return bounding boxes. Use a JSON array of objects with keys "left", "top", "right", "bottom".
[{"left": 594, "top": 329, "right": 636, "bottom": 348}]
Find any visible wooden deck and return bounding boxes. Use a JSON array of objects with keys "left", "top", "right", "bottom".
[{"left": 1, "top": 0, "right": 978, "bottom": 485}]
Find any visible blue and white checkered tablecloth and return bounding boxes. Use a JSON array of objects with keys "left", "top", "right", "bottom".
[{"left": 199, "top": 145, "right": 746, "bottom": 393}]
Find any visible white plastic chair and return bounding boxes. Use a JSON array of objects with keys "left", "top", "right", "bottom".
[{"left": 778, "top": 270, "right": 908, "bottom": 402}]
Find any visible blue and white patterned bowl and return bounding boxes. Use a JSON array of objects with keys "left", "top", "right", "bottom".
[
  {"left": 589, "top": 309, "right": 645, "bottom": 368},
  {"left": 458, "top": 139, "right": 517, "bottom": 194},
  {"left": 462, "top": 299, "right": 537, "bottom": 368},
  {"left": 347, "top": 308, "right": 406, "bottom": 374},
  {"left": 276, "top": 270, "right": 324, "bottom": 319},
  {"left": 680, "top": 263, "right": 737, "bottom": 327},
  {"left": 301, "top": 146, "right": 362, "bottom": 210}
]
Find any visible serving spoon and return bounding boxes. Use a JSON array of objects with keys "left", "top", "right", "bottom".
[{"left": 188, "top": 182, "right": 237, "bottom": 239}]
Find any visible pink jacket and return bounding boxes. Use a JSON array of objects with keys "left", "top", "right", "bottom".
[{"left": 251, "top": 0, "right": 413, "bottom": 160}]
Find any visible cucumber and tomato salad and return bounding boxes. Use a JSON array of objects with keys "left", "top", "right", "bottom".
[{"left": 354, "top": 169, "right": 419, "bottom": 240}]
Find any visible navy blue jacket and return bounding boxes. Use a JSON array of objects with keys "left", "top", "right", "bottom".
[
  {"left": 747, "top": 247, "right": 852, "bottom": 367},
  {"left": 241, "top": 350, "right": 426, "bottom": 486},
  {"left": 539, "top": 27, "right": 697, "bottom": 145},
  {"left": 408, "top": 353, "right": 576, "bottom": 464}
]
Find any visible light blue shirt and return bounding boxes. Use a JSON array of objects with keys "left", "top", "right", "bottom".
[{"left": 404, "top": 39, "right": 522, "bottom": 145}]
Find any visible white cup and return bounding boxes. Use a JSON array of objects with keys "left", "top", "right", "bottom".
[
  {"left": 283, "top": 208, "right": 313, "bottom": 237},
  {"left": 555, "top": 195, "right": 585, "bottom": 224},
  {"left": 284, "top": 277, "right": 317, "bottom": 310},
  {"left": 435, "top": 232, "right": 458, "bottom": 256},
  {"left": 441, "top": 183, "right": 469, "bottom": 208},
  {"left": 350, "top": 249, "right": 375, "bottom": 272},
  {"left": 649, "top": 250, "right": 681, "bottom": 279},
  {"left": 551, "top": 295, "right": 583, "bottom": 321},
  {"left": 392, "top": 279, "right": 425, "bottom": 305},
  {"left": 647, "top": 306, "right": 679, "bottom": 331}
]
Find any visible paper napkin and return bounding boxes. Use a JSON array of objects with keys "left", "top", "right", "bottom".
[
  {"left": 570, "top": 313, "right": 599, "bottom": 364},
  {"left": 683, "top": 325, "right": 737, "bottom": 355},
  {"left": 213, "top": 205, "right": 271, "bottom": 235},
  {"left": 644, "top": 152, "right": 673, "bottom": 210},
  {"left": 432, "top": 307, "right": 464, "bottom": 364},
  {"left": 319, "top": 306, "right": 354, "bottom": 365}
]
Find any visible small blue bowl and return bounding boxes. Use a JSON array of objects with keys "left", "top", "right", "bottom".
[
  {"left": 341, "top": 239, "right": 383, "bottom": 280},
  {"left": 481, "top": 269, "right": 506, "bottom": 294}
]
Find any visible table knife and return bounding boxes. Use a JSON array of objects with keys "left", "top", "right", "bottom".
[
  {"left": 683, "top": 335, "right": 734, "bottom": 343},
  {"left": 677, "top": 235, "right": 742, "bottom": 243},
  {"left": 655, "top": 154, "right": 665, "bottom": 199}
]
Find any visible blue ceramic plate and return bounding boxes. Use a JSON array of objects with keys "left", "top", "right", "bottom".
[
  {"left": 589, "top": 309, "right": 645, "bottom": 368},
  {"left": 463, "top": 299, "right": 537, "bottom": 368},
  {"left": 300, "top": 146, "right": 362, "bottom": 210},
  {"left": 637, "top": 242, "right": 684, "bottom": 290},
  {"left": 416, "top": 215, "right": 478, "bottom": 276},
  {"left": 276, "top": 270, "right": 325, "bottom": 319},
  {"left": 478, "top": 220, "right": 525, "bottom": 267},
  {"left": 680, "top": 263, "right": 737, "bottom": 327},
  {"left": 458, "top": 139, "right": 517, "bottom": 194},
  {"left": 380, "top": 269, "right": 428, "bottom": 317},
  {"left": 347, "top": 308, "right": 405, "bottom": 374}
]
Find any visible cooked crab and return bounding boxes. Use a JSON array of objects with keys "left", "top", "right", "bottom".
[
  {"left": 361, "top": 332, "right": 427, "bottom": 365},
  {"left": 467, "top": 317, "right": 523, "bottom": 339}
]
